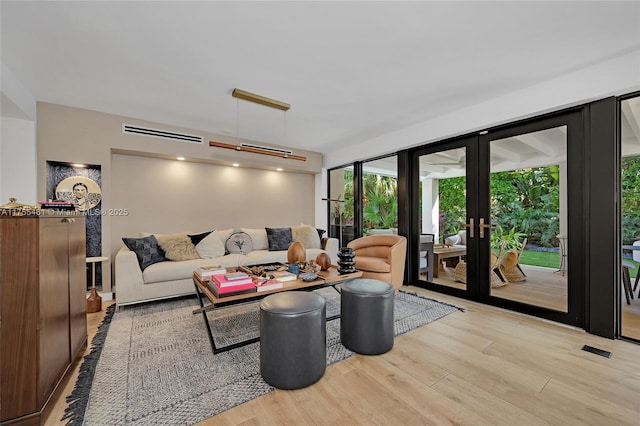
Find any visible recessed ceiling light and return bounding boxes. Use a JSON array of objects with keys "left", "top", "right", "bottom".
[
  {"left": 176, "top": 157, "right": 185, "bottom": 161},
  {"left": 276, "top": 168, "right": 283, "bottom": 172},
  {"left": 232, "top": 163, "right": 240, "bottom": 167}
]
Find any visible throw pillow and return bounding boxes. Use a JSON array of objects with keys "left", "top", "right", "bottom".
[
  {"left": 122, "top": 235, "right": 166, "bottom": 271},
  {"left": 266, "top": 227, "right": 293, "bottom": 251},
  {"left": 240, "top": 228, "right": 269, "bottom": 250},
  {"left": 225, "top": 231, "right": 254, "bottom": 254},
  {"left": 292, "top": 224, "right": 321, "bottom": 249},
  {"left": 194, "top": 232, "right": 226, "bottom": 259},
  {"left": 156, "top": 233, "right": 200, "bottom": 261},
  {"left": 444, "top": 234, "right": 461, "bottom": 246},
  {"left": 188, "top": 230, "right": 212, "bottom": 246}
]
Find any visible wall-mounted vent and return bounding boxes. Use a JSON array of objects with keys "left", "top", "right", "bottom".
[
  {"left": 239, "top": 143, "right": 292, "bottom": 155},
  {"left": 122, "top": 124, "right": 203, "bottom": 144}
]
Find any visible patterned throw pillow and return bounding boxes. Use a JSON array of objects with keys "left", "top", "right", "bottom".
[
  {"left": 225, "top": 232, "right": 254, "bottom": 254},
  {"left": 122, "top": 235, "right": 166, "bottom": 270},
  {"left": 265, "top": 227, "right": 293, "bottom": 251}
]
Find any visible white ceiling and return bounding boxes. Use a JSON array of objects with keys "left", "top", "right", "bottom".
[{"left": 2, "top": 1, "right": 640, "bottom": 155}]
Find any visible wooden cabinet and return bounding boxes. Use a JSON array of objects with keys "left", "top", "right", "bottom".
[{"left": 0, "top": 213, "right": 87, "bottom": 425}]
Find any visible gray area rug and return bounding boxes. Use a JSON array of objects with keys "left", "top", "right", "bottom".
[{"left": 79, "top": 288, "right": 459, "bottom": 425}]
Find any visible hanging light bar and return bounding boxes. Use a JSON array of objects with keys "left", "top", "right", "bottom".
[
  {"left": 232, "top": 88, "right": 290, "bottom": 111},
  {"left": 209, "top": 141, "right": 306, "bottom": 161}
]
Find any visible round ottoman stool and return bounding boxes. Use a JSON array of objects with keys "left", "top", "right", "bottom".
[
  {"left": 340, "top": 278, "right": 395, "bottom": 355},
  {"left": 260, "top": 291, "right": 326, "bottom": 389}
]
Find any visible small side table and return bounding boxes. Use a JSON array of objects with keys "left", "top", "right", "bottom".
[{"left": 86, "top": 256, "right": 108, "bottom": 313}]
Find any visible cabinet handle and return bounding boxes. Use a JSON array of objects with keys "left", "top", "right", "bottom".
[{"left": 61, "top": 218, "right": 75, "bottom": 223}]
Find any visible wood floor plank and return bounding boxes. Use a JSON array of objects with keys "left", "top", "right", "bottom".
[
  {"left": 346, "top": 354, "right": 494, "bottom": 425},
  {"left": 430, "top": 374, "right": 551, "bottom": 426},
  {"left": 536, "top": 378, "right": 640, "bottom": 425}
]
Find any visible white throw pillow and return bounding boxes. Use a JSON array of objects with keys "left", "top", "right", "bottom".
[
  {"left": 444, "top": 234, "right": 461, "bottom": 246},
  {"left": 240, "top": 228, "right": 268, "bottom": 250},
  {"left": 195, "top": 232, "right": 226, "bottom": 259}
]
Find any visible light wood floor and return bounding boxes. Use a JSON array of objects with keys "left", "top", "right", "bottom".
[{"left": 45, "top": 289, "right": 639, "bottom": 426}]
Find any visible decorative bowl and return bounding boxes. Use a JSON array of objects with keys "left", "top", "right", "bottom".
[{"left": 299, "top": 272, "right": 318, "bottom": 282}]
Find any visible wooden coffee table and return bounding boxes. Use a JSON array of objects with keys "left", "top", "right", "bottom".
[
  {"left": 192, "top": 267, "right": 362, "bottom": 354},
  {"left": 433, "top": 246, "right": 467, "bottom": 278}
]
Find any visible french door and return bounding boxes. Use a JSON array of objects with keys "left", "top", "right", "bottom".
[{"left": 412, "top": 110, "right": 585, "bottom": 327}]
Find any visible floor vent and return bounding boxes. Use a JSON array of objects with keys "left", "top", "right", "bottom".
[
  {"left": 122, "top": 124, "right": 203, "bottom": 144},
  {"left": 239, "top": 143, "right": 292, "bottom": 155},
  {"left": 581, "top": 345, "right": 612, "bottom": 358}
]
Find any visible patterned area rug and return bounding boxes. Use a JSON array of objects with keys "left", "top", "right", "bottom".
[{"left": 72, "top": 288, "right": 459, "bottom": 425}]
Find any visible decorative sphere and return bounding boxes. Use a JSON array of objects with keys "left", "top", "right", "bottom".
[
  {"left": 287, "top": 241, "right": 306, "bottom": 264},
  {"left": 315, "top": 253, "right": 332, "bottom": 271}
]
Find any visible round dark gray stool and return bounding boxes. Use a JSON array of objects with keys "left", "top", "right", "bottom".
[
  {"left": 340, "top": 278, "right": 395, "bottom": 355},
  {"left": 260, "top": 291, "right": 326, "bottom": 389}
]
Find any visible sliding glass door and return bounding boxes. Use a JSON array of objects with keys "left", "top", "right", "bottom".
[{"left": 413, "top": 110, "right": 584, "bottom": 326}]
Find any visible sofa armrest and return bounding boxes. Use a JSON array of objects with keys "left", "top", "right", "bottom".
[
  {"left": 323, "top": 237, "right": 339, "bottom": 265},
  {"left": 115, "top": 246, "right": 145, "bottom": 305}
]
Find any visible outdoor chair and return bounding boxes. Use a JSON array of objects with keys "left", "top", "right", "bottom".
[{"left": 499, "top": 238, "right": 527, "bottom": 283}]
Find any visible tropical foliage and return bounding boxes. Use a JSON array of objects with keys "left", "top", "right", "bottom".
[{"left": 622, "top": 155, "right": 640, "bottom": 244}]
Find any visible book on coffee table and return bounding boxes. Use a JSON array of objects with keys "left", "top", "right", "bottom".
[
  {"left": 254, "top": 278, "right": 284, "bottom": 292},
  {"left": 207, "top": 280, "right": 256, "bottom": 297},
  {"left": 211, "top": 273, "right": 253, "bottom": 287},
  {"left": 194, "top": 265, "right": 226, "bottom": 280}
]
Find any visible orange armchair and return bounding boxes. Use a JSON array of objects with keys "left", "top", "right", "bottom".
[{"left": 347, "top": 235, "right": 407, "bottom": 291}]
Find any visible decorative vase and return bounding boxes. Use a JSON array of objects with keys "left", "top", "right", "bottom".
[
  {"left": 315, "top": 252, "right": 331, "bottom": 271},
  {"left": 337, "top": 247, "right": 356, "bottom": 275},
  {"left": 287, "top": 241, "right": 306, "bottom": 264}
]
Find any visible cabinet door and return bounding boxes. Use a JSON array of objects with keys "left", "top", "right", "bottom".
[
  {"left": 68, "top": 216, "right": 87, "bottom": 359},
  {"left": 38, "top": 218, "right": 71, "bottom": 405},
  {"left": 0, "top": 217, "right": 39, "bottom": 421}
]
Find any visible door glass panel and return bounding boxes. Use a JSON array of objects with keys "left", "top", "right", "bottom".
[
  {"left": 489, "top": 126, "right": 568, "bottom": 312},
  {"left": 362, "top": 156, "right": 398, "bottom": 235},
  {"left": 418, "top": 148, "right": 467, "bottom": 289},
  {"left": 621, "top": 95, "right": 640, "bottom": 341},
  {"left": 328, "top": 167, "right": 354, "bottom": 247}
]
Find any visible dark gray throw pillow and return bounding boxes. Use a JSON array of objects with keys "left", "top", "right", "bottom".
[
  {"left": 122, "top": 235, "right": 166, "bottom": 270},
  {"left": 266, "top": 227, "right": 293, "bottom": 251},
  {"left": 188, "top": 230, "right": 212, "bottom": 246}
]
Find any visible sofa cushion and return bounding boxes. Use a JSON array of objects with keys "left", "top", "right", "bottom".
[
  {"left": 241, "top": 228, "right": 269, "bottom": 250},
  {"left": 226, "top": 231, "right": 253, "bottom": 254},
  {"left": 122, "top": 235, "right": 166, "bottom": 271},
  {"left": 292, "top": 224, "right": 322, "bottom": 249},
  {"left": 194, "top": 232, "right": 225, "bottom": 258},
  {"left": 156, "top": 233, "right": 200, "bottom": 261},
  {"left": 266, "top": 227, "right": 293, "bottom": 251}
]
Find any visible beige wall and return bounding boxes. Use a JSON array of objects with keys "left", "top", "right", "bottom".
[
  {"left": 111, "top": 153, "right": 316, "bottom": 244},
  {"left": 36, "top": 103, "right": 323, "bottom": 293}
]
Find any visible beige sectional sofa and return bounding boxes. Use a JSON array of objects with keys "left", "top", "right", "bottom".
[{"left": 115, "top": 225, "right": 338, "bottom": 307}]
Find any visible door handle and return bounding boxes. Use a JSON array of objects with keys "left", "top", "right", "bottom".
[
  {"left": 479, "top": 218, "right": 492, "bottom": 238},
  {"left": 464, "top": 218, "right": 474, "bottom": 238}
]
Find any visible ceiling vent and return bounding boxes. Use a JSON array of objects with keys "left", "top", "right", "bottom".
[
  {"left": 239, "top": 143, "right": 292, "bottom": 155},
  {"left": 122, "top": 124, "right": 203, "bottom": 144}
]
